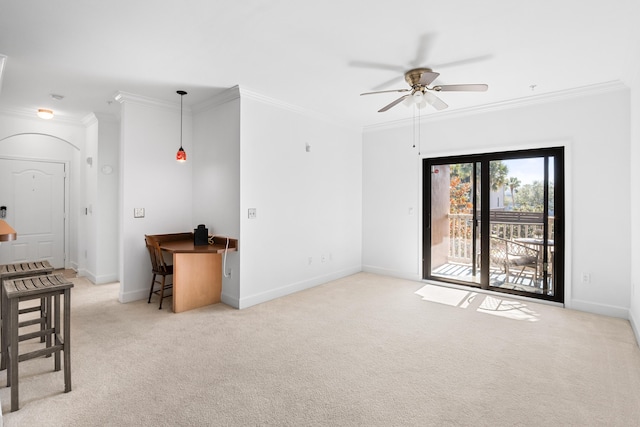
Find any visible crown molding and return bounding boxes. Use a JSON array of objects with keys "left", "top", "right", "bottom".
[
  {"left": 82, "top": 113, "right": 98, "bottom": 127},
  {"left": 80, "top": 113, "right": 119, "bottom": 126},
  {"left": 192, "top": 84, "right": 358, "bottom": 131},
  {"left": 191, "top": 86, "right": 240, "bottom": 113},
  {"left": 113, "top": 91, "right": 190, "bottom": 113},
  {"left": 238, "top": 85, "right": 359, "bottom": 132},
  {"left": 0, "top": 54, "right": 6, "bottom": 95},
  {"left": 0, "top": 106, "right": 87, "bottom": 126},
  {"left": 363, "top": 80, "right": 629, "bottom": 133}
]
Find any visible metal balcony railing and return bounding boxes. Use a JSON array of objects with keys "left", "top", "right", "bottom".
[{"left": 448, "top": 212, "right": 554, "bottom": 262}]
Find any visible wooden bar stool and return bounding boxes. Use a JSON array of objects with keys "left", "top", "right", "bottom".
[
  {"left": 3, "top": 273, "right": 73, "bottom": 412},
  {"left": 0, "top": 261, "right": 54, "bottom": 371}
]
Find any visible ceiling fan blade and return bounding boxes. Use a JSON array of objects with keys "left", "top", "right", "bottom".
[
  {"left": 418, "top": 71, "right": 440, "bottom": 86},
  {"left": 349, "top": 60, "right": 405, "bottom": 72},
  {"left": 424, "top": 92, "right": 448, "bottom": 111},
  {"left": 360, "top": 88, "right": 410, "bottom": 96},
  {"left": 409, "top": 33, "right": 437, "bottom": 67},
  {"left": 370, "top": 75, "right": 405, "bottom": 91},
  {"left": 432, "top": 84, "right": 488, "bottom": 92},
  {"left": 432, "top": 54, "right": 493, "bottom": 70},
  {"left": 378, "top": 95, "right": 410, "bottom": 112}
]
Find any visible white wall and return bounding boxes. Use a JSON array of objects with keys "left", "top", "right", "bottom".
[
  {"left": 0, "top": 113, "right": 84, "bottom": 269},
  {"left": 629, "top": 56, "right": 640, "bottom": 343},
  {"left": 363, "top": 84, "right": 631, "bottom": 318},
  {"left": 117, "top": 87, "right": 362, "bottom": 309},
  {"left": 363, "top": 124, "right": 421, "bottom": 279},
  {"left": 192, "top": 87, "right": 241, "bottom": 305},
  {"left": 238, "top": 89, "right": 363, "bottom": 308},
  {"left": 117, "top": 94, "right": 193, "bottom": 302},
  {"left": 95, "top": 114, "right": 120, "bottom": 283},
  {"left": 80, "top": 115, "right": 98, "bottom": 278}
]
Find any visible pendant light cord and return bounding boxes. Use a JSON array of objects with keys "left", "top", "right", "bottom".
[{"left": 180, "top": 93, "right": 184, "bottom": 149}]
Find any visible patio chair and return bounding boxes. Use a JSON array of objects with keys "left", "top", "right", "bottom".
[{"left": 489, "top": 236, "right": 539, "bottom": 285}]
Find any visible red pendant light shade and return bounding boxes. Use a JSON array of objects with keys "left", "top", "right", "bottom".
[
  {"left": 176, "top": 146, "right": 186, "bottom": 161},
  {"left": 176, "top": 90, "right": 187, "bottom": 162}
]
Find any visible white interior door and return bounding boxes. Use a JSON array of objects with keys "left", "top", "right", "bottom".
[{"left": 0, "top": 159, "right": 66, "bottom": 268}]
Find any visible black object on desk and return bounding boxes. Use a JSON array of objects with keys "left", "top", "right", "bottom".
[{"left": 194, "top": 224, "right": 209, "bottom": 246}]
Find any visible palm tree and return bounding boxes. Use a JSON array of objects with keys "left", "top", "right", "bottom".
[
  {"left": 489, "top": 161, "right": 509, "bottom": 192},
  {"left": 507, "top": 176, "right": 521, "bottom": 209}
]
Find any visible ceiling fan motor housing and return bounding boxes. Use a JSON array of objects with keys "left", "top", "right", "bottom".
[{"left": 404, "top": 68, "right": 433, "bottom": 87}]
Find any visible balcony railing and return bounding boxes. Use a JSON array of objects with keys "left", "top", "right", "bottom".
[{"left": 448, "top": 212, "right": 554, "bottom": 262}]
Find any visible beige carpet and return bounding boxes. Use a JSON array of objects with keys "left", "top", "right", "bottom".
[{"left": 1, "top": 272, "right": 639, "bottom": 426}]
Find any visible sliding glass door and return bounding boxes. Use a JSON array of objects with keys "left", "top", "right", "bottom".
[
  {"left": 423, "top": 148, "right": 564, "bottom": 303},
  {"left": 428, "top": 161, "right": 482, "bottom": 286}
]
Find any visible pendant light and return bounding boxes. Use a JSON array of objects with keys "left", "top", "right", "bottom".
[{"left": 176, "top": 90, "right": 187, "bottom": 162}]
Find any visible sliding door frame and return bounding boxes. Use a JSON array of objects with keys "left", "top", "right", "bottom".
[{"left": 422, "top": 147, "right": 565, "bottom": 303}]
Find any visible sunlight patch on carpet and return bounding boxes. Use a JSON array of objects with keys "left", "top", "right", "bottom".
[
  {"left": 477, "top": 296, "right": 540, "bottom": 322},
  {"left": 415, "top": 284, "right": 478, "bottom": 308}
]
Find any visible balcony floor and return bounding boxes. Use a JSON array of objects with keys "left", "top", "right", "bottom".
[{"left": 432, "top": 262, "right": 553, "bottom": 296}]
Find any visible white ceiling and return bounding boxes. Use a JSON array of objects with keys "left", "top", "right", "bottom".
[{"left": 1, "top": 0, "right": 639, "bottom": 128}]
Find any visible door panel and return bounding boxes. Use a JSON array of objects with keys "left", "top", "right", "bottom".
[
  {"left": 429, "top": 162, "right": 481, "bottom": 285},
  {"left": 0, "top": 159, "right": 65, "bottom": 268},
  {"left": 487, "top": 157, "right": 551, "bottom": 295}
]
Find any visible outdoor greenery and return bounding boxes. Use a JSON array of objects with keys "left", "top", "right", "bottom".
[{"left": 449, "top": 161, "right": 554, "bottom": 214}]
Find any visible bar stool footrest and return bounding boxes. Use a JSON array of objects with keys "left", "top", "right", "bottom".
[
  {"left": 18, "top": 318, "right": 45, "bottom": 328},
  {"left": 17, "top": 344, "right": 63, "bottom": 363},
  {"left": 18, "top": 305, "right": 42, "bottom": 315},
  {"left": 19, "top": 327, "right": 54, "bottom": 342}
]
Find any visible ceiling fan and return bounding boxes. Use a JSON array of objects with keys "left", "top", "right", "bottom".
[{"left": 360, "top": 67, "right": 488, "bottom": 112}]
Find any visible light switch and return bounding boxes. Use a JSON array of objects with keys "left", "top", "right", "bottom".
[{"left": 134, "top": 208, "right": 145, "bottom": 218}]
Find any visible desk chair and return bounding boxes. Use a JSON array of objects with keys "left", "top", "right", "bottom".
[{"left": 144, "top": 235, "right": 173, "bottom": 310}]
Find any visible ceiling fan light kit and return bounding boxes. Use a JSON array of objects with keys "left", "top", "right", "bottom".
[{"left": 361, "top": 67, "right": 488, "bottom": 113}]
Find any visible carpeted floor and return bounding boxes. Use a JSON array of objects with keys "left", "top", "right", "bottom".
[{"left": 1, "top": 272, "right": 639, "bottom": 426}]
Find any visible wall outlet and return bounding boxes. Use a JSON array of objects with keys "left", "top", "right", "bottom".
[
  {"left": 248, "top": 208, "right": 257, "bottom": 219},
  {"left": 581, "top": 272, "right": 591, "bottom": 283},
  {"left": 134, "top": 208, "right": 145, "bottom": 218}
]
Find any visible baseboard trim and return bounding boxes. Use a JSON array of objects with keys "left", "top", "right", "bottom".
[
  {"left": 629, "top": 309, "right": 640, "bottom": 348},
  {"left": 119, "top": 287, "right": 149, "bottom": 304},
  {"left": 221, "top": 293, "right": 239, "bottom": 309},
  {"left": 94, "top": 273, "right": 119, "bottom": 285},
  {"left": 569, "top": 298, "right": 630, "bottom": 319},
  {"left": 76, "top": 269, "right": 96, "bottom": 283},
  {"left": 76, "top": 269, "right": 118, "bottom": 285},
  {"left": 238, "top": 266, "right": 362, "bottom": 309},
  {"left": 361, "top": 265, "right": 422, "bottom": 282}
]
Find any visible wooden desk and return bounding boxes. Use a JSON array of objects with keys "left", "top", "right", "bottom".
[
  {"left": 158, "top": 236, "right": 237, "bottom": 313},
  {"left": 0, "top": 220, "right": 17, "bottom": 242}
]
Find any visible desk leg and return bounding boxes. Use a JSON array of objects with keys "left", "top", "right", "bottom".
[{"left": 172, "top": 252, "right": 222, "bottom": 313}]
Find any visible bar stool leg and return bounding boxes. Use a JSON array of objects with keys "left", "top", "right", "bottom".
[
  {"left": 46, "top": 295, "right": 53, "bottom": 357},
  {"left": 40, "top": 297, "right": 46, "bottom": 343},
  {"left": 64, "top": 289, "right": 71, "bottom": 392},
  {"left": 1, "top": 286, "right": 7, "bottom": 371},
  {"left": 10, "top": 297, "right": 20, "bottom": 412},
  {"left": 54, "top": 293, "right": 61, "bottom": 372}
]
